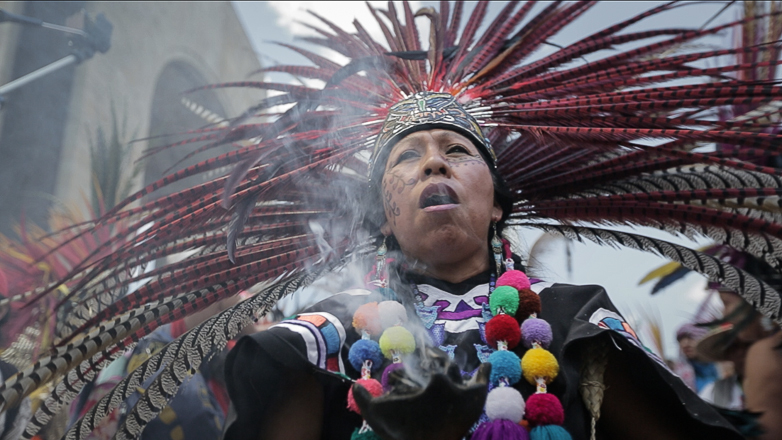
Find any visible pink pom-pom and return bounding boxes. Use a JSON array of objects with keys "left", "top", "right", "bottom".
[
  {"left": 485, "top": 314, "right": 521, "bottom": 349},
  {"left": 497, "top": 270, "right": 530, "bottom": 291},
  {"left": 347, "top": 378, "right": 383, "bottom": 414},
  {"left": 525, "top": 393, "right": 565, "bottom": 427}
]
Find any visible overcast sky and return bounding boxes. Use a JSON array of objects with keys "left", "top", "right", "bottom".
[{"left": 231, "top": 1, "right": 743, "bottom": 358}]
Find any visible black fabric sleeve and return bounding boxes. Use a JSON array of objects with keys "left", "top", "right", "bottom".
[
  {"left": 536, "top": 283, "right": 741, "bottom": 440},
  {"left": 223, "top": 291, "right": 381, "bottom": 440}
]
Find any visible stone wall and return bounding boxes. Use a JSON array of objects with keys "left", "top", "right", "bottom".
[{"left": 0, "top": 2, "right": 262, "bottom": 231}]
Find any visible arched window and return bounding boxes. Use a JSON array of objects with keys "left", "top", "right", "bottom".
[{"left": 144, "top": 60, "right": 230, "bottom": 201}]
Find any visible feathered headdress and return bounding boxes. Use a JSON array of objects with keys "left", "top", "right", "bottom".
[{"left": 3, "top": 2, "right": 782, "bottom": 439}]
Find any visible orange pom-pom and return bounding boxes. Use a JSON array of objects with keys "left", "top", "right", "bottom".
[{"left": 353, "top": 302, "right": 382, "bottom": 336}]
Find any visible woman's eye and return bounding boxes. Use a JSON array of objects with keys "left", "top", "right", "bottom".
[
  {"left": 447, "top": 145, "right": 470, "bottom": 154},
  {"left": 395, "top": 150, "right": 419, "bottom": 164}
]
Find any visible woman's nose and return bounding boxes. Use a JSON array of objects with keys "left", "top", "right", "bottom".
[
  {"left": 424, "top": 164, "right": 447, "bottom": 176},
  {"left": 422, "top": 149, "right": 450, "bottom": 177}
]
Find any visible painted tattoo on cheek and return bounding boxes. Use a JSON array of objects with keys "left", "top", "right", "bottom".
[
  {"left": 447, "top": 155, "right": 486, "bottom": 168},
  {"left": 382, "top": 182, "right": 401, "bottom": 226},
  {"left": 382, "top": 172, "right": 417, "bottom": 226}
]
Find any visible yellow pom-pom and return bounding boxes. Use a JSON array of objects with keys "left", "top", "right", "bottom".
[
  {"left": 379, "top": 326, "right": 416, "bottom": 359},
  {"left": 521, "top": 347, "right": 559, "bottom": 384}
]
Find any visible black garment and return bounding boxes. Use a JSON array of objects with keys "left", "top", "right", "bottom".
[
  {"left": 224, "top": 292, "right": 376, "bottom": 440},
  {"left": 224, "top": 277, "right": 740, "bottom": 440},
  {"left": 537, "top": 284, "right": 739, "bottom": 439}
]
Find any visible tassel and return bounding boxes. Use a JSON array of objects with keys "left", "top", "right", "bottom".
[
  {"left": 529, "top": 425, "right": 572, "bottom": 440},
  {"left": 471, "top": 419, "right": 530, "bottom": 440},
  {"left": 350, "top": 427, "right": 383, "bottom": 440}
]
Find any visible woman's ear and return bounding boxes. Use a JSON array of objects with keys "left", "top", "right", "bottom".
[
  {"left": 381, "top": 222, "right": 392, "bottom": 237},
  {"left": 491, "top": 202, "right": 503, "bottom": 223}
]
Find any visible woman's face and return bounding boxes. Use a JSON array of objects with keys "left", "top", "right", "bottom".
[
  {"left": 678, "top": 336, "right": 698, "bottom": 360},
  {"left": 380, "top": 129, "right": 502, "bottom": 270}
]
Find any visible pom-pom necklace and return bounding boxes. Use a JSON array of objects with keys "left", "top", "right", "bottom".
[{"left": 349, "top": 237, "right": 571, "bottom": 439}]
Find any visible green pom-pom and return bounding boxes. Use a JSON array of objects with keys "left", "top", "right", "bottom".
[
  {"left": 351, "top": 428, "right": 383, "bottom": 440},
  {"left": 379, "top": 326, "right": 416, "bottom": 358},
  {"left": 490, "top": 285, "right": 520, "bottom": 316}
]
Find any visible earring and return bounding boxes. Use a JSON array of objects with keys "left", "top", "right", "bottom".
[
  {"left": 502, "top": 237, "right": 515, "bottom": 271},
  {"left": 375, "top": 236, "right": 388, "bottom": 286},
  {"left": 491, "top": 223, "right": 502, "bottom": 277}
]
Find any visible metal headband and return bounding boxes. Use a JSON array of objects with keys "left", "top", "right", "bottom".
[{"left": 368, "top": 91, "right": 496, "bottom": 180}]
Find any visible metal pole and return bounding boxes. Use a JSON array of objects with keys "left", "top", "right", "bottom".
[
  {"left": 0, "top": 9, "right": 87, "bottom": 37},
  {"left": 0, "top": 54, "right": 78, "bottom": 96},
  {"left": 40, "top": 22, "right": 88, "bottom": 37}
]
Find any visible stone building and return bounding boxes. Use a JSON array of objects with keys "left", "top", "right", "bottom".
[{"left": 0, "top": 2, "right": 262, "bottom": 234}]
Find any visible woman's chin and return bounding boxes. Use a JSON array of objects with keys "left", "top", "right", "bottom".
[{"left": 403, "top": 226, "right": 485, "bottom": 266}]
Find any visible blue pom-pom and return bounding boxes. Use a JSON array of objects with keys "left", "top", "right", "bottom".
[
  {"left": 488, "top": 350, "right": 521, "bottom": 386},
  {"left": 348, "top": 339, "right": 383, "bottom": 372},
  {"left": 530, "top": 425, "right": 572, "bottom": 440}
]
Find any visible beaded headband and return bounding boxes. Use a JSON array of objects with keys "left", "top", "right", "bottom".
[{"left": 368, "top": 91, "right": 496, "bottom": 181}]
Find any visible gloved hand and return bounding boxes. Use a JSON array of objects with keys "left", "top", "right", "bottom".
[{"left": 352, "top": 347, "right": 490, "bottom": 440}]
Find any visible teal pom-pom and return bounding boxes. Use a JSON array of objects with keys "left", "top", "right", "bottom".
[
  {"left": 348, "top": 339, "right": 383, "bottom": 372},
  {"left": 351, "top": 428, "right": 383, "bottom": 440},
  {"left": 530, "top": 425, "right": 572, "bottom": 440},
  {"left": 488, "top": 349, "right": 521, "bottom": 386},
  {"left": 490, "top": 285, "right": 520, "bottom": 316}
]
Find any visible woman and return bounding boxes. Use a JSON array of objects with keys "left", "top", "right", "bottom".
[
  {"left": 672, "top": 322, "right": 718, "bottom": 393},
  {"left": 4, "top": 3, "right": 782, "bottom": 440},
  {"left": 223, "top": 92, "right": 741, "bottom": 440}
]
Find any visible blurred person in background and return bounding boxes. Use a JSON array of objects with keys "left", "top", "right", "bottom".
[
  {"left": 742, "top": 318, "right": 782, "bottom": 440},
  {"left": 697, "top": 289, "right": 760, "bottom": 410},
  {"left": 672, "top": 322, "right": 718, "bottom": 393},
  {"left": 697, "top": 284, "right": 780, "bottom": 438}
]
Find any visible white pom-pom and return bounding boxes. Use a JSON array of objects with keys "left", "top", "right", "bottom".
[
  {"left": 378, "top": 301, "right": 407, "bottom": 329},
  {"left": 485, "top": 387, "right": 525, "bottom": 423}
]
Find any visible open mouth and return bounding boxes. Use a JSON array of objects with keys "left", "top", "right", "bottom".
[{"left": 419, "top": 183, "right": 459, "bottom": 209}]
